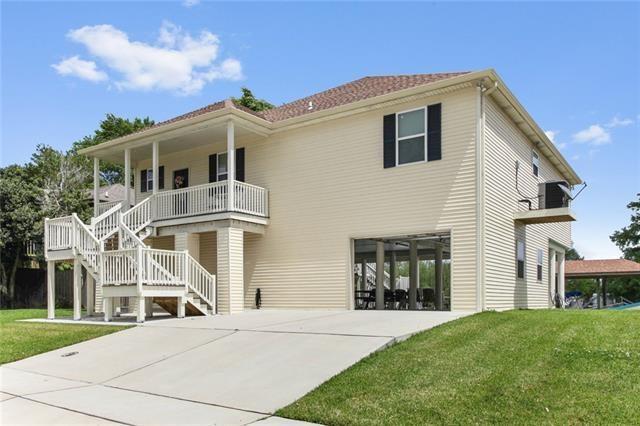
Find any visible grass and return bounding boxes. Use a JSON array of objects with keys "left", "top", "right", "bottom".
[
  {"left": 278, "top": 310, "right": 640, "bottom": 425},
  {"left": 0, "top": 309, "right": 129, "bottom": 365}
]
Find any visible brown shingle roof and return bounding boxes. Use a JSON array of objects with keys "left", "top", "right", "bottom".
[
  {"left": 262, "top": 72, "right": 470, "bottom": 122},
  {"left": 132, "top": 72, "right": 471, "bottom": 136},
  {"left": 565, "top": 259, "right": 640, "bottom": 278}
]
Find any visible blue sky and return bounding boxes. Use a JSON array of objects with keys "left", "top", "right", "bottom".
[{"left": 1, "top": 1, "right": 639, "bottom": 258}]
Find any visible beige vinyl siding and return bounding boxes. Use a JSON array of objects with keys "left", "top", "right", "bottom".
[
  {"left": 217, "top": 227, "right": 244, "bottom": 314},
  {"left": 241, "top": 88, "right": 479, "bottom": 310},
  {"left": 484, "top": 98, "right": 571, "bottom": 310},
  {"left": 198, "top": 231, "right": 217, "bottom": 275}
]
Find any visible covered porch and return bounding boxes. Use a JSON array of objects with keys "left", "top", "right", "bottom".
[{"left": 80, "top": 104, "right": 271, "bottom": 225}]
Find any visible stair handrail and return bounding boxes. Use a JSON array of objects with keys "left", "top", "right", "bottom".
[
  {"left": 91, "top": 201, "right": 123, "bottom": 241},
  {"left": 118, "top": 213, "right": 146, "bottom": 249},
  {"left": 185, "top": 252, "right": 216, "bottom": 311},
  {"left": 122, "top": 196, "right": 155, "bottom": 234},
  {"left": 71, "top": 213, "right": 102, "bottom": 272}
]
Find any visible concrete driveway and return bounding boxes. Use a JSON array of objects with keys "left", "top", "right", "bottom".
[{"left": 1, "top": 310, "right": 469, "bottom": 425}]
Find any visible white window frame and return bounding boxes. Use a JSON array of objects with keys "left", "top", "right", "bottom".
[
  {"left": 516, "top": 240, "right": 526, "bottom": 280},
  {"left": 536, "top": 249, "right": 544, "bottom": 281},
  {"left": 146, "top": 168, "right": 153, "bottom": 192},
  {"left": 217, "top": 151, "right": 228, "bottom": 181},
  {"left": 532, "top": 150, "right": 540, "bottom": 178},
  {"left": 395, "top": 106, "right": 428, "bottom": 166}
]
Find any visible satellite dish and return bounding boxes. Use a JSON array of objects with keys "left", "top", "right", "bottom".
[{"left": 557, "top": 183, "right": 574, "bottom": 200}]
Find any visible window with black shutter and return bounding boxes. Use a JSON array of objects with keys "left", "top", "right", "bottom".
[{"left": 384, "top": 102, "right": 442, "bottom": 168}]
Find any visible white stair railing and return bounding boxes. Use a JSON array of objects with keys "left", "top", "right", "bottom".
[
  {"left": 91, "top": 202, "right": 122, "bottom": 240},
  {"left": 186, "top": 255, "right": 216, "bottom": 310},
  {"left": 72, "top": 214, "right": 102, "bottom": 273},
  {"left": 144, "top": 248, "right": 184, "bottom": 285},
  {"left": 96, "top": 200, "right": 123, "bottom": 216},
  {"left": 122, "top": 196, "right": 153, "bottom": 234}
]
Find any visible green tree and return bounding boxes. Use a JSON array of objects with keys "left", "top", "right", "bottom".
[
  {"left": 609, "top": 194, "right": 640, "bottom": 302},
  {"left": 232, "top": 87, "right": 274, "bottom": 112},
  {"left": 0, "top": 165, "right": 43, "bottom": 304},
  {"left": 71, "top": 114, "right": 154, "bottom": 184},
  {"left": 611, "top": 194, "right": 640, "bottom": 262}
]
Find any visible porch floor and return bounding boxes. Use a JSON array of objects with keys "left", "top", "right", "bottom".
[{"left": 2, "top": 309, "right": 470, "bottom": 425}]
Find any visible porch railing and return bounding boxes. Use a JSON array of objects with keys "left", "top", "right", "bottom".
[{"left": 153, "top": 180, "right": 268, "bottom": 221}]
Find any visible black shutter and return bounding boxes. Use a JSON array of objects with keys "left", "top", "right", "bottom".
[
  {"left": 140, "top": 169, "right": 147, "bottom": 193},
  {"left": 383, "top": 114, "right": 396, "bottom": 168},
  {"left": 158, "top": 166, "right": 165, "bottom": 189},
  {"left": 209, "top": 154, "right": 217, "bottom": 182},
  {"left": 236, "top": 148, "right": 245, "bottom": 182},
  {"left": 427, "top": 103, "right": 442, "bottom": 161}
]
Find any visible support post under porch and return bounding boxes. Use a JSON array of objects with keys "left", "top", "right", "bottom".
[
  {"left": 73, "top": 258, "right": 82, "bottom": 320},
  {"left": 409, "top": 240, "right": 418, "bottom": 310},
  {"left": 47, "top": 260, "right": 55, "bottom": 319},
  {"left": 375, "top": 241, "right": 385, "bottom": 310},
  {"left": 217, "top": 226, "right": 244, "bottom": 314}
]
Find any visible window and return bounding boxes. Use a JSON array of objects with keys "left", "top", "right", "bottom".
[
  {"left": 536, "top": 249, "right": 543, "bottom": 281},
  {"left": 397, "top": 108, "right": 426, "bottom": 165},
  {"left": 516, "top": 240, "right": 525, "bottom": 279},
  {"left": 217, "top": 152, "right": 228, "bottom": 181},
  {"left": 146, "top": 169, "right": 153, "bottom": 192},
  {"left": 532, "top": 150, "right": 540, "bottom": 177}
]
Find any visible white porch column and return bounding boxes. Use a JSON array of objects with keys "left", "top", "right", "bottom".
[
  {"left": 389, "top": 251, "right": 397, "bottom": 292},
  {"left": 93, "top": 157, "right": 100, "bottom": 217},
  {"left": 47, "top": 261, "right": 55, "bottom": 319},
  {"left": 86, "top": 274, "right": 95, "bottom": 316},
  {"left": 557, "top": 251, "right": 566, "bottom": 309},
  {"left": 360, "top": 259, "right": 367, "bottom": 291},
  {"left": 124, "top": 148, "right": 131, "bottom": 210},
  {"left": 375, "top": 241, "right": 385, "bottom": 310},
  {"left": 435, "top": 243, "right": 444, "bottom": 311},
  {"left": 409, "top": 240, "right": 418, "bottom": 310},
  {"left": 177, "top": 296, "right": 186, "bottom": 318},
  {"left": 152, "top": 141, "right": 159, "bottom": 194},
  {"left": 137, "top": 296, "right": 146, "bottom": 323},
  {"left": 549, "top": 249, "right": 557, "bottom": 308},
  {"left": 104, "top": 297, "right": 112, "bottom": 322},
  {"left": 227, "top": 120, "right": 235, "bottom": 212},
  {"left": 73, "top": 258, "right": 82, "bottom": 320},
  {"left": 217, "top": 227, "right": 244, "bottom": 314}
]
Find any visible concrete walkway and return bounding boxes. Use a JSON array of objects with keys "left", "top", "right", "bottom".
[{"left": 1, "top": 310, "right": 469, "bottom": 425}]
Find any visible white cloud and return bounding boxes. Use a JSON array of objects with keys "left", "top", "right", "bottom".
[
  {"left": 51, "top": 56, "right": 108, "bottom": 82},
  {"left": 544, "top": 130, "right": 566, "bottom": 149},
  {"left": 606, "top": 116, "right": 634, "bottom": 128},
  {"left": 572, "top": 124, "right": 611, "bottom": 146},
  {"left": 182, "top": 0, "right": 201, "bottom": 7},
  {"left": 60, "top": 21, "right": 242, "bottom": 95}
]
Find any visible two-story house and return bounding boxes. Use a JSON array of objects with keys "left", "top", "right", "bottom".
[{"left": 44, "top": 69, "right": 580, "bottom": 322}]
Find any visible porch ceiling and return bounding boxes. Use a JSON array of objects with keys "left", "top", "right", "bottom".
[{"left": 88, "top": 119, "right": 266, "bottom": 164}]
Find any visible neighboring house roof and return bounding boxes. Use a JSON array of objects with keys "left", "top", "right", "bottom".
[
  {"left": 565, "top": 259, "right": 640, "bottom": 278},
  {"left": 87, "top": 184, "right": 133, "bottom": 203}
]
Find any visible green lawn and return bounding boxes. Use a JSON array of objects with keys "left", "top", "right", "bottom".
[
  {"left": 278, "top": 310, "right": 640, "bottom": 425},
  {"left": 0, "top": 309, "right": 129, "bottom": 365}
]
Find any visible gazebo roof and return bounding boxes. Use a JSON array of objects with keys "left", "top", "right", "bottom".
[{"left": 565, "top": 259, "right": 640, "bottom": 278}]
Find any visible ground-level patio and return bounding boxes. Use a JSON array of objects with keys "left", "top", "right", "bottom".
[{"left": 1, "top": 309, "right": 469, "bottom": 425}]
